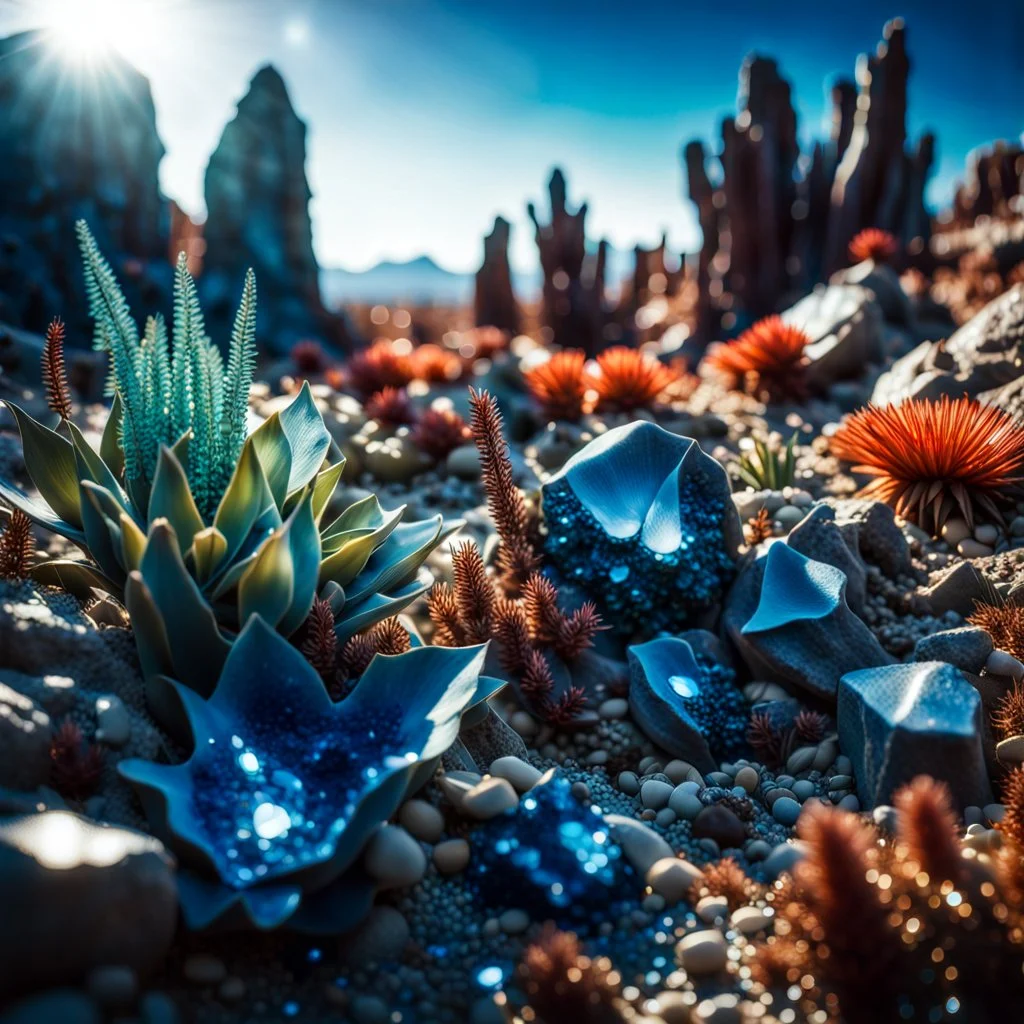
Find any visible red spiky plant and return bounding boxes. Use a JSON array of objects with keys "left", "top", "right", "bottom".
[
  {"left": 968, "top": 600, "right": 1024, "bottom": 664},
  {"left": 744, "top": 506, "right": 774, "bottom": 546},
  {"left": 412, "top": 407, "right": 470, "bottom": 460},
  {"left": 829, "top": 395, "right": 1024, "bottom": 532},
  {"left": 702, "top": 315, "right": 811, "bottom": 401},
  {"left": 0, "top": 509, "right": 35, "bottom": 581},
  {"left": 849, "top": 227, "right": 898, "bottom": 264},
  {"left": 462, "top": 326, "right": 509, "bottom": 359},
  {"left": 41, "top": 317, "right": 73, "bottom": 421},
  {"left": 524, "top": 349, "right": 590, "bottom": 421},
  {"left": 410, "top": 343, "right": 462, "bottom": 383},
  {"left": 894, "top": 774, "right": 965, "bottom": 884},
  {"left": 346, "top": 339, "right": 417, "bottom": 396},
  {"left": 689, "top": 856, "right": 762, "bottom": 910},
  {"left": 364, "top": 387, "right": 417, "bottom": 427},
  {"left": 468, "top": 387, "right": 541, "bottom": 592},
  {"left": 587, "top": 346, "right": 679, "bottom": 413},
  {"left": 50, "top": 720, "right": 104, "bottom": 800},
  {"left": 290, "top": 339, "right": 329, "bottom": 374},
  {"left": 993, "top": 682, "right": 1024, "bottom": 741}
]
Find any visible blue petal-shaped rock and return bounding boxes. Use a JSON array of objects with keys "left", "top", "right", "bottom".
[
  {"left": 626, "top": 635, "right": 746, "bottom": 771},
  {"left": 724, "top": 541, "right": 893, "bottom": 702},
  {"left": 120, "top": 616, "right": 489, "bottom": 930},
  {"left": 541, "top": 422, "right": 741, "bottom": 638},
  {"left": 467, "top": 772, "right": 636, "bottom": 929},
  {"left": 838, "top": 661, "right": 993, "bottom": 810}
]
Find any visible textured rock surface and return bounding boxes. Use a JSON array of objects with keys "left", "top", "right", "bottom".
[
  {"left": 786, "top": 504, "right": 868, "bottom": 615},
  {"left": 474, "top": 216, "right": 519, "bottom": 334},
  {"left": 0, "top": 811, "right": 177, "bottom": 999},
  {"left": 838, "top": 661, "right": 992, "bottom": 810},
  {"left": 0, "top": 682, "right": 51, "bottom": 791},
  {"left": 913, "top": 627, "right": 993, "bottom": 675},
  {"left": 202, "top": 65, "right": 352, "bottom": 355}
]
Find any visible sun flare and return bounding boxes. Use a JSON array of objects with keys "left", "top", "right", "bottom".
[{"left": 37, "top": 0, "right": 167, "bottom": 64}]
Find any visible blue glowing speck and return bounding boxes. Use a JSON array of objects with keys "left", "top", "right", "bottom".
[
  {"left": 476, "top": 965, "right": 505, "bottom": 988},
  {"left": 609, "top": 565, "right": 630, "bottom": 583},
  {"left": 669, "top": 674, "right": 700, "bottom": 698}
]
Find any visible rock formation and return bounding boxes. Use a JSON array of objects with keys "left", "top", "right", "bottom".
[
  {"left": 684, "top": 19, "right": 934, "bottom": 344},
  {"left": 950, "top": 141, "right": 1024, "bottom": 226},
  {"left": 474, "top": 216, "right": 520, "bottom": 334},
  {"left": 202, "top": 65, "right": 353, "bottom": 355},
  {"left": 528, "top": 169, "right": 608, "bottom": 356},
  {"left": 0, "top": 31, "right": 171, "bottom": 343}
]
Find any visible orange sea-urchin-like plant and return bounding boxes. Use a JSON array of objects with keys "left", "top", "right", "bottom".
[
  {"left": 703, "top": 315, "right": 811, "bottom": 401},
  {"left": 829, "top": 395, "right": 1024, "bottom": 532},
  {"left": 968, "top": 601, "right": 1024, "bottom": 665},
  {"left": 410, "top": 343, "right": 463, "bottom": 383},
  {"left": 589, "top": 346, "right": 679, "bottom": 413},
  {"left": 364, "top": 387, "right": 417, "bottom": 427},
  {"left": 849, "top": 227, "right": 898, "bottom": 264},
  {"left": 346, "top": 339, "right": 416, "bottom": 396},
  {"left": 412, "top": 407, "right": 470, "bottom": 460},
  {"left": 524, "top": 349, "right": 589, "bottom": 421},
  {"left": 290, "top": 339, "right": 329, "bottom": 374}
]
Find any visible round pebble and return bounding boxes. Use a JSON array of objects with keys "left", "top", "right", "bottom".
[
  {"left": 785, "top": 747, "right": 816, "bottom": 775},
  {"left": 598, "top": 698, "right": 628, "bottom": 719},
  {"left": 461, "top": 777, "right": 519, "bottom": 819},
  {"left": 772, "top": 796, "right": 801, "bottom": 826},
  {"left": 997, "top": 735, "right": 1024, "bottom": 763},
  {"left": 645, "top": 857, "right": 703, "bottom": 903},
  {"left": 958, "top": 538, "right": 993, "bottom": 558},
  {"left": 733, "top": 766, "right": 759, "bottom": 794},
  {"left": 498, "top": 909, "right": 530, "bottom": 935},
  {"left": 730, "top": 906, "right": 770, "bottom": 935},
  {"left": 489, "top": 756, "right": 543, "bottom": 793},
  {"left": 398, "top": 799, "right": 444, "bottom": 843},
  {"left": 975, "top": 524, "right": 999, "bottom": 545},
  {"left": 641, "top": 779, "right": 674, "bottom": 810},
  {"left": 433, "top": 838, "right": 470, "bottom": 875},
  {"left": 618, "top": 771, "right": 641, "bottom": 795},
  {"left": 696, "top": 895, "right": 728, "bottom": 923},
  {"left": 693, "top": 805, "right": 745, "bottom": 848},
  {"left": 363, "top": 825, "right": 427, "bottom": 888},
  {"left": 792, "top": 779, "right": 815, "bottom": 801},
  {"left": 676, "top": 929, "right": 728, "bottom": 975},
  {"left": 987, "top": 649, "right": 1024, "bottom": 680}
]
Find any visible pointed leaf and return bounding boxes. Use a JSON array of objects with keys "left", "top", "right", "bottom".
[
  {"left": 191, "top": 527, "right": 229, "bottom": 584},
  {"left": 249, "top": 411, "right": 292, "bottom": 510},
  {"left": 67, "top": 420, "right": 130, "bottom": 513},
  {"left": 29, "top": 560, "right": 120, "bottom": 601},
  {"left": 149, "top": 447, "right": 205, "bottom": 556},
  {"left": 237, "top": 523, "right": 295, "bottom": 631},
  {"left": 278, "top": 491, "right": 321, "bottom": 636},
  {"left": 119, "top": 512, "right": 147, "bottom": 573},
  {"left": 213, "top": 436, "right": 280, "bottom": 567},
  {"left": 323, "top": 494, "right": 402, "bottom": 545},
  {"left": 80, "top": 482, "right": 128, "bottom": 581},
  {"left": 0, "top": 478, "right": 86, "bottom": 546},
  {"left": 100, "top": 393, "right": 125, "bottom": 478},
  {"left": 311, "top": 459, "right": 345, "bottom": 524},
  {"left": 278, "top": 381, "right": 331, "bottom": 495}
]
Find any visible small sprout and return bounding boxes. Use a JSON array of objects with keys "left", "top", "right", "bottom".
[
  {"left": 737, "top": 433, "right": 798, "bottom": 491},
  {"left": 745, "top": 506, "right": 774, "bottom": 545}
]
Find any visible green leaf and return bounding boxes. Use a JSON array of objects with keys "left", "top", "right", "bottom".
[
  {"left": 148, "top": 447, "right": 206, "bottom": 557},
  {"left": 237, "top": 523, "right": 295, "bottom": 631},
  {"left": 249, "top": 411, "right": 292, "bottom": 510},
  {"left": 319, "top": 530, "right": 388, "bottom": 588},
  {"left": 0, "top": 478, "right": 86, "bottom": 546},
  {"left": 323, "top": 494, "right": 403, "bottom": 548},
  {"left": 100, "top": 394, "right": 125, "bottom": 479},
  {"left": 119, "top": 512, "right": 147, "bottom": 573},
  {"left": 213, "top": 437, "right": 280, "bottom": 566},
  {"left": 310, "top": 459, "right": 345, "bottom": 524},
  {"left": 3, "top": 401, "right": 82, "bottom": 528},
  {"left": 279, "top": 381, "right": 331, "bottom": 496},
  {"left": 80, "top": 482, "right": 129, "bottom": 582},
  {"left": 29, "top": 560, "right": 120, "bottom": 601},
  {"left": 66, "top": 420, "right": 130, "bottom": 513},
  {"left": 278, "top": 490, "right": 321, "bottom": 636},
  {"left": 191, "top": 527, "right": 228, "bottom": 584},
  {"left": 139, "top": 519, "right": 232, "bottom": 697}
]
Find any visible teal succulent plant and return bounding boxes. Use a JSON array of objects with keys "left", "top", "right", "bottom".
[
  {"left": 120, "top": 616, "right": 501, "bottom": 930},
  {"left": 0, "top": 224, "right": 454, "bottom": 712},
  {"left": 735, "top": 432, "right": 798, "bottom": 492}
]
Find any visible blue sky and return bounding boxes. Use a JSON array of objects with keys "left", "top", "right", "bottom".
[{"left": 2, "top": 0, "right": 1021, "bottom": 272}]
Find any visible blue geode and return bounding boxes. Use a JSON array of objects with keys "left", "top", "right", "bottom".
[
  {"left": 468, "top": 773, "right": 636, "bottom": 927},
  {"left": 541, "top": 422, "right": 742, "bottom": 638}
]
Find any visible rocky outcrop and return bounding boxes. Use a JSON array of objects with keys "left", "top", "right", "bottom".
[
  {"left": 950, "top": 141, "right": 1024, "bottom": 226},
  {"left": 474, "top": 216, "right": 520, "bottom": 334},
  {"left": 202, "top": 65, "right": 352, "bottom": 355},
  {"left": 684, "top": 19, "right": 933, "bottom": 343},
  {"left": 0, "top": 31, "right": 172, "bottom": 343}
]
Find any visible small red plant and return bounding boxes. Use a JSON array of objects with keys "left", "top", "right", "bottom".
[
  {"left": 364, "top": 387, "right": 417, "bottom": 427},
  {"left": 849, "top": 227, "right": 898, "bottom": 264},
  {"left": 410, "top": 343, "right": 462, "bottom": 383},
  {"left": 412, "top": 407, "right": 470, "bottom": 460},
  {"left": 830, "top": 395, "right": 1024, "bottom": 531},
  {"left": 0, "top": 509, "right": 35, "bottom": 580},
  {"left": 291, "top": 339, "right": 329, "bottom": 374},
  {"left": 346, "top": 339, "right": 416, "bottom": 396},
  {"left": 703, "top": 315, "right": 811, "bottom": 401},
  {"left": 50, "top": 720, "right": 104, "bottom": 800},
  {"left": 42, "top": 317, "right": 73, "bottom": 420},
  {"left": 524, "top": 350, "right": 589, "bottom": 421},
  {"left": 588, "top": 346, "right": 679, "bottom": 413}
]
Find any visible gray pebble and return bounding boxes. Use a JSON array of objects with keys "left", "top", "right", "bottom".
[{"left": 772, "top": 797, "right": 801, "bottom": 826}]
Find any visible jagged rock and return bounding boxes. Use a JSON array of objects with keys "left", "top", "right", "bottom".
[
  {"left": 872, "top": 284, "right": 1024, "bottom": 405},
  {"left": 0, "top": 683, "right": 51, "bottom": 792},
  {"left": 723, "top": 541, "right": 893, "bottom": 702},
  {"left": 922, "top": 561, "right": 994, "bottom": 618},
  {"left": 830, "top": 261, "right": 912, "bottom": 325},
  {"left": 202, "top": 65, "right": 352, "bottom": 355},
  {"left": 527, "top": 169, "right": 607, "bottom": 355},
  {"left": 787, "top": 504, "right": 867, "bottom": 616},
  {"left": 913, "top": 627, "right": 993, "bottom": 675},
  {"left": 829, "top": 498, "right": 913, "bottom": 579},
  {"left": 0, "top": 31, "right": 171, "bottom": 344},
  {"left": 460, "top": 706, "right": 529, "bottom": 770},
  {"left": 838, "top": 662, "right": 992, "bottom": 810},
  {"left": 474, "top": 216, "right": 519, "bottom": 334},
  {"left": 950, "top": 140, "right": 1024, "bottom": 226},
  {"left": 0, "top": 812, "right": 177, "bottom": 999}
]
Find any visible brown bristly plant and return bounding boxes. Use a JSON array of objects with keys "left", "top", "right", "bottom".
[
  {"left": 468, "top": 386, "right": 541, "bottom": 592},
  {"left": 42, "top": 317, "right": 73, "bottom": 421},
  {"left": 300, "top": 596, "right": 338, "bottom": 685},
  {"left": 689, "top": 856, "right": 761, "bottom": 910},
  {"left": 993, "top": 682, "right": 1024, "bottom": 743},
  {"left": 848, "top": 227, "right": 898, "bottom": 264},
  {"left": 0, "top": 508, "right": 35, "bottom": 581},
  {"left": 744, "top": 506, "right": 773, "bottom": 545},
  {"left": 793, "top": 709, "right": 828, "bottom": 745},
  {"left": 450, "top": 541, "right": 495, "bottom": 644},
  {"left": 412, "top": 407, "right": 470, "bottom": 460},
  {"left": 968, "top": 599, "right": 1024, "bottom": 664},
  {"left": 50, "top": 720, "right": 104, "bottom": 801},
  {"left": 1000, "top": 766, "right": 1024, "bottom": 848},
  {"left": 829, "top": 395, "right": 1024, "bottom": 533},
  {"left": 364, "top": 386, "right": 417, "bottom": 427},
  {"left": 894, "top": 775, "right": 964, "bottom": 884}
]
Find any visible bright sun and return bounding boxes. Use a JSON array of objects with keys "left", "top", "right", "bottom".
[{"left": 38, "top": 0, "right": 165, "bottom": 64}]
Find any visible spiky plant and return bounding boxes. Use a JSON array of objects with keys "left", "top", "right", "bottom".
[
  {"left": 524, "top": 349, "right": 589, "bottom": 421},
  {"left": 588, "top": 346, "right": 679, "bottom": 413},
  {"left": 364, "top": 386, "right": 416, "bottom": 427},
  {"left": 689, "top": 856, "right": 761, "bottom": 910},
  {"left": 290, "top": 339, "right": 329, "bottom": 374},
  {"left": 849, "top": 228, "right": 898, "bottom": 264},
  {"left": 0, "top": 224, "right": 456, "bottom": 712},
  {"left": 968, "top": 600, "right": 1024, "bottom": 664},
  {"left": 744, "top": 506, "right": 774, "bottom": 545},
  {"left": 410, "top": 343, "right": 462, "bottom": 383},
  {"left": 736, "top": 433, "right": 798, "bottom": 491},
  {"left": 412, "top": 407, "right": 470, "bottom": 460},
  {"left": 703, "top": 315, "right": 810, "bottom": 401},
  {"left": 41, "top": 318, "right": 73, "bottom": 421},
  {"left": 0, "top": 509, "right": 35, "bottom": 580},
  {"left": 345, "top": 339, "right": 416, "bottom": 396},
  {"left": 50, "top": 720, "right": 104, "bottom": 800},
  {"left": 830, "top": 395, "right": 1024, "bottom": 532}
]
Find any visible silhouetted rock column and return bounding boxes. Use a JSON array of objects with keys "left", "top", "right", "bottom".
[
  {"left": 474, "top": 216, "right": 520, "bottom": 333},
  {"left": 0, "top": 30, "right": 171, "bottom": 340},
  {"left": 952, "top": 142, "right": 1024, "bottom": 224},
  {"left": 528, "top": 169, "right": 607, "bottom": 355},
  {"left": 683, "top": 141, "right": 720, "bottom": 341},
  {"left": 202, "top": 65, "right": 352, "bottom": 355}
]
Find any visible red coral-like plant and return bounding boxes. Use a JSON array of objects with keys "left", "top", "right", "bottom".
[
  {"left": 0, "top": 509, "right": 35, "bottom": 581},
  {"left": 364, "top": 386, "right": 417, "bottom": 427},
  {"left": 290, "top": 339, "right": 329, "bottom": 374},
  {"left": 894, "top": 775, "right": 965, "bottom": 883},
  {"left": 42, "top": 317, "right": 73, "bottom": 420},
  {"left": 829, "top": 395, "right": 1024, "bottom": 532},
  {"left": 412, "top": 407, "right": 470, "bottom": 460},
  {"left": 588, "top": 346, "right": 679, "bottom": 413},
  {"left": 524, "top": 349, "right": 589, "bottom": 421},
  {"left": 410, "top": 343, "right": 462, "bottom": 383},
  {"left": 346, "top": 339, "right": 416, "bottom": 396},
  {"left": 703, "top": 315, "right": 811, "bottom": 401},
  {"left": 849, "top": 228, "right": 898, "bottom": 264}
]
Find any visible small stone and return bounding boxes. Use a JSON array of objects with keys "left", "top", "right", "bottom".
[
  {"left": 363, "top": 825, "right": 427, "bottom": 889},
  {"left": 663, "top": 760, "right": 694, "bottom": 784},
  {"left": 598, "top": 698, "right": 628, "bottom": 719},
  {"left": 668, "top": 787, "right": 703, "bottom": 820},
  {"left": 433, "top": 839, "right": 470, "bottom": 875},
  {"left": 461, "top": 777, "right": 519, "bottom": 819},
  {"left": 984, "top": 803, "right": 1005, "bottom": 824},
  {"left": 734, "top": 766, "right": 759, "bottom": 794},
  {"left": 338, "top": 905, "right": 410, "bottom": 966},
  {"left": 958, "top": 538, "right": 994, "bottom": 558},
  {"left": 607, "top": 815, "right": 675, "bottom": 875},
  {"left": 828, "top": 774, "right": 853, "bottom": 789},
  {"left": 438, "top": 771, "right": 483, "bottom": 811},
  {"left": 792, "top": 780, "right": 815, "bottom": 801},
  {"left": 997, "top": 735, "right": 1024, "bottom": 763},
  {"left": 676, "top": 929, "right": 728, "bottom": 975},
  {"left": 766, "top": 787, "right": 796, "bottom": 807},
  {"left": 775, "top": 505, "right": 805, "bottom": 530},
  {"left": 490, "top": 756, "right": 543, "bottom": 793},
  {"left": 445, "top": 444, "right": 483, "bottom": 481},
  {"left": 975, "top": 524, "right": 999, "bottom": 545},
  {"left": 498, "top": 908, "right": 530, "bottom": 935},
  {"left": 812, "top": 736, "right": 839, "bottom": 772},
  {"left": 509, "top": 711, "right": 538, "bottom": 738},
  {"left": 772, "top": 797, "right": 802, "bottom": 826},
  {"left": 746, "top": 839, "right": 771, "bottom": 861},
  {"left": 696, "top": 894, "right": 729, "bottom": 923},
  {"left": 585, "top": 750, "right": 608, "bottom": 766},
  {"left": 618, "top": 771, "right": 641, "bottom": 795},
  {"left": 571, "top": 781, "right": 591, "bottom": 802},
  {"left": 763, "top": 840, "right": 807, "bottom": 879},
  {"left": 986, "top": 650, "right": 1024, "bottom": 681},
  {"left": 183, "top": 954, "right": 226, "bottom": 985},
  {"left": 86, "top": 966, "right": 137, "bottom": 1009},
  {"left": 94, "top": 695, "right": 131, "bottom": 748},
  {"left": 872, "top": 805, "right": 899, "bottom": 832},
  {"left": 837, "top": 793, "right": 860, "bottom": 812},
  {"left": 941, "top": 518, "right": 971, "bottom": 547},
  {"left": 645, "top": 857, "right": 703, "bottom": 903},
  {"left": 785, "top": 746, "right": 817, "bottom": 775},
  {"left": 654, "top": 990, "right": 696, "bottom": 1024},
  {"left": 692, "top": 805, "right": 746, "bottom": 849},
  {"left": 730, "top": 906, "right": 771, "bottom": 935},
  {"left": 964, "top": 805, "right": 983, "bottom": 827},
  {"left": 398, "top": 799, "right": 445, "bottom": 844},
  {"left": 351, "top": 994, "right": 390, "bottom": 1024},
  {"left": 1011, "top": 516, "right": 1024, "bottom": 538},
  {"left": 654, "top": 808, "right": 677, "bottom": 828},
  {"left": 641, "top": 779, "right": 674, "bottom": 810}
]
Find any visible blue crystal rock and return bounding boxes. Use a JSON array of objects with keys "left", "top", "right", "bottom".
[
  {"left": 540, "top": 422, "right": 741, "bottom": 638},
  {"left": 468, "top": 773, "right": 636, "bottom": 926}
]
